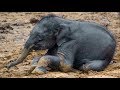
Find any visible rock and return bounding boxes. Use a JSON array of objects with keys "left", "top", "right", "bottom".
[
  {"left": 2, "top": 23, "right": 13, "bottom": 30},
  {"left": 30, "top": 18, "right": 39, "bottom": 24},
  {"left": 0, "top": 23, "right": 13, "bottom": 34}
]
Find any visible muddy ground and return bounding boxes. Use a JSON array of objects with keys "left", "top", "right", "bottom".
[{"left": 0, "top": 12, "right": 120, "bottom": 78}]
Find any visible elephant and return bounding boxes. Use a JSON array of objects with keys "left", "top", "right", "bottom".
[{"left": 6, "top": 14, "right": 116, "bottom": 74}]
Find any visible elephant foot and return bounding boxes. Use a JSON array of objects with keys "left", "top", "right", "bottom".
[{"left": 32, "top": 66, "right": 48, "bottom": 75}]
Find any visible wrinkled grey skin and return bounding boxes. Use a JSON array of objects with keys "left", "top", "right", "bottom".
[{"left": 6, "top": 14, "right": 116, "bottom": 73}]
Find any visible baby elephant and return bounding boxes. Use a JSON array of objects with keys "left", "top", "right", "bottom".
[{"left": 6, "top": 14, "right": 116, "bottom": 74}]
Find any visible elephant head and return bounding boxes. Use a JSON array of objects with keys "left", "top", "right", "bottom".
[{"left": 6, "top": 14, "right": 71, "bottom": 69}]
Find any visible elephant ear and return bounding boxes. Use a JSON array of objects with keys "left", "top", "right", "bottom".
[{"left": 56, "top": 24, "right": 71, "bottom": 47}]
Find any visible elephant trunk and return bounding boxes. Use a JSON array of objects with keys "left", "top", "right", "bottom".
[{"left": 6, "top": 44, "right": 34, "bottom": 69}]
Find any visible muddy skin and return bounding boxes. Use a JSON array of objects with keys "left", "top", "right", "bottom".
[{"left": 28, "top": 52, "right": 73, "bottom": 74}]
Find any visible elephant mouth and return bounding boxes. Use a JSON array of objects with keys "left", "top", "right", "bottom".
[{"left": 33, "top": 46, "right": 47, "bottom": 51}]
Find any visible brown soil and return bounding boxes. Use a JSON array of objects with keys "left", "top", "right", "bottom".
[{"left": 0, "top": 12, "right": 120, "bottom": 78}]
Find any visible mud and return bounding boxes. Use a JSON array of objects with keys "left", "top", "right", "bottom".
[{"left": 0, "top": 12, "right": 120, "bottom": 78}]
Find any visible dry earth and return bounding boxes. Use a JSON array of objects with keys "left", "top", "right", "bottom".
[{"left": 0, "top": 12, "right": 120, "bottom": 78}]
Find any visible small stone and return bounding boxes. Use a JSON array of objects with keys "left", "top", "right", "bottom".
[{"left": 30, "top": 18, "right": 39, "bottom": 24}]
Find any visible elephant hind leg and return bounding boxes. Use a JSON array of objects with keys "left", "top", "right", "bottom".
[{"left": 79, "top": 59, "right": 110, "bottom": 72}]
